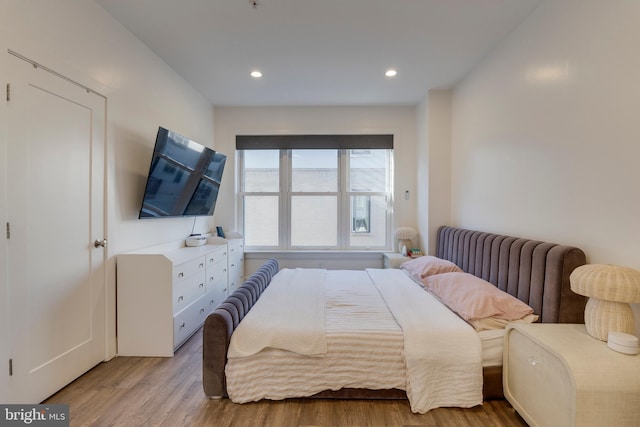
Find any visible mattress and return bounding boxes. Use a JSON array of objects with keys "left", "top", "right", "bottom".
[{"left": 479, "top": 329, "right": 506, "bottom": 367}]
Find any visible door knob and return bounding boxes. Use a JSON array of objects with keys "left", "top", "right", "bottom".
[{"left": 94, "top": 239, "right": 107, "bottom": 248}]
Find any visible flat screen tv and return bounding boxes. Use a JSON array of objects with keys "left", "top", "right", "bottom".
[{"left": 138, "top": 127, "right": 226, "bottom": 218}]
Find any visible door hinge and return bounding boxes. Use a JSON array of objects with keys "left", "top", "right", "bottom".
[
  {"left": 6, "top": 83, "right": 10, "bottom": 101},
  {"left": 6, "top": 222, "right": 10, "bottom": 239},
  {"left": 9, "top": 359, "right": 13, "bottom": 376}
]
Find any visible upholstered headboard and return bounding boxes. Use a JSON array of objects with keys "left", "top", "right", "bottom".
[{"left": 435, "top": 226, "right": 587, "bottom": 323}]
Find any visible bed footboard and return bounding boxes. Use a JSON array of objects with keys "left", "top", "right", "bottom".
[{"left": 202, "top": 258, "right": 279, "bottom": 397}]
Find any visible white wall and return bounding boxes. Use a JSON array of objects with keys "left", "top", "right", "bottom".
[
  {"left": 416, "top": 98, "right": 430, "bottom": 252},
  {"left": 213, "top": 106, "right": 418, "bottom": 261},
  {"left": 452, "top": 0, "right": 640, "bottom": 336},
  {"left": 0, "top": 0, "right": 216, "bottom": 400},
  {"left": 416, "top": 90, "right": 453, "bottom": 255}
]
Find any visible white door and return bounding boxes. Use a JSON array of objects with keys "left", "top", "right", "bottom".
[{"left": 6, "top": 53, "right": 106, "bottom": 403}]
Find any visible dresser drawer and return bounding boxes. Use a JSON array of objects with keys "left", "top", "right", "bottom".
[
  {"left": 229, "top": 252, "right": 243, "bottom": 272},
  {"left": 207, "top": 268, "right": 228, "bottom": 306},
  {"left": 206, "top": 247, "right": 228, "bottom": 268},
  {"left": 172, "top": 271, "right": 206, "bottom": 314},
  {"left": 173, "top": 296, "right": 210, "bottom": 349},
  {"left": 229, "top": 256, "right": 243, "bottom": 291},
  {"left": 206, "top": 260, "right": 227, "bottom": 289},
  {"left": 228, "top": 240, "right": 243, "bottom": 256},
  {"left": 203, "top": 288, "right": 225, "bottom": 313},
  {"left": 505, "top": 328, "right": 574, "bottom": 427},
  {"left": 173, "top": 301, "right": 198, "bottom": 349},
  {"left": 173, "top": 256, "right": 206, "bottom": 283}
]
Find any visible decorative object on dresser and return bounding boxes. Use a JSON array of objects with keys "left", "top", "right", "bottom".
[
  {"left": 607, "top": 331, "right": 639, "bottom": 355},
  {"left": 569, "top": 264, "right": 640, "bottom": 341},
  {"left": 185, "top": 235, "right": 207, "bottom": 247},
  {"left": 504, "top": 323, "right": 640, "bottom": 427},
  {"left": 394, "top": 227, "right": 417, "bottom": 255}
]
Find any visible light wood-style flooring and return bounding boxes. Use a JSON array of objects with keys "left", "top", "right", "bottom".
[{"left": 45, "top": 329, "right": 528, "bottom": 427}]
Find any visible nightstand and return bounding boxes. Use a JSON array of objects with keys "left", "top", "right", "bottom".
[
  {"left": 503, "top": 323, "right": 640, "bottom": 427},
  {"left": 382, "top": 252, "right": 412, "bottom": 268}
]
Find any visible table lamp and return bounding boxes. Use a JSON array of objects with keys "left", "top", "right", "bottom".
[
  {"left": 394, "top": 227, "right": 417, "bottom": 254},
  {"left": 570, "top": 264, "right": 640, "bottom": 341}
]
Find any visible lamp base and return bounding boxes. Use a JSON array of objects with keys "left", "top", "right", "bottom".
[
  {"left": 398, "top": 239, "right": 412, "bottom": 254},
  {"left": 584, "top": 298, "right": 635, "bottom": 341}
]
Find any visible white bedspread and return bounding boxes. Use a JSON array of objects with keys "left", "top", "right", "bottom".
[
  {"left": 226, "top": 268, "right": 483, "bottom": 413},
  {"left": 228, "top": 268, "right": 327, "bottom": 357},
  {"left": 367, "top": 269, "right": 483, "bottom": 413}
]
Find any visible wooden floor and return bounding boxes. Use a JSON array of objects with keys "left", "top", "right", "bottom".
[{"left": 45, "top": 329, "right": 528, "bottom": 427}]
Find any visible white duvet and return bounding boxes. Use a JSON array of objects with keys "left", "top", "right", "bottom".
[
  {"left": 228, "top": 268, "right": 327, "bottom": 358},
  {"left": 367, "top": 269, "right": 483, "bottom": 412},
  {"left": 226, "top": 268, "right": 483, "bottom": 414}
]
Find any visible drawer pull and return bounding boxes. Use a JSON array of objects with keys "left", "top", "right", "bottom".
[
  {"left": 209, "top": 276, "right": 214, "bottom": 281},
  {"left": 223, "top": 288, "right": 227, "bottom": 292},
  {"left": 180, "top": 322, "right": 186, "bottom": 329},
  {"left": 199, "top": 283, "right": 204, "bottom": 288},
  {"left": 199, "top": 263, "right": 204, "bottom": 268},
  {"left": 209, "top": 258, "right": 214, "bottom": 263},
  {"left": 210, "top": 299, "right": 215, "bottom": 305},
  {"left": 178, "top": 272, "right": 184, "bottom": 278},
  {"left": 200, "top": 308, "right": 205, "bottom": 314},
  {"left": 178, "top": 296, "right": 184, "bottom": 302},
  {"left": 528, "top": 356, "right": 540, "bottom": 366}
]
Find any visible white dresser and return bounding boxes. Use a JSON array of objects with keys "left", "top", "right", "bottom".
[
  {"left": 117, "top": 238, "right": 231, "bottom": 357},
  {"left": 504, "top": 323, "right": 640, "bottom": 427}
]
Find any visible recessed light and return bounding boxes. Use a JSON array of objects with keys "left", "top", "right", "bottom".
[
  {"left": 385, "top": 69, "right": 397, "bottom": 77},
  {"left": 250, "top": 70, "right": 262, "bottom": 78}
]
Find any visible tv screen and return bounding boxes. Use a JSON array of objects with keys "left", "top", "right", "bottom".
[{"left": 139, "top": 127, "right": 226, "bottom": 218}]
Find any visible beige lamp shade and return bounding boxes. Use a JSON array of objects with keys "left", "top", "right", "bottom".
[
  {"left": 394, "top": 227, "right": 417, "bottom": 253},
  {"left": 570, "top": 264, "right": 640, "bottom": 341}
]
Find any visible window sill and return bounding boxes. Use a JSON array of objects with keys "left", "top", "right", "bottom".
[{"left": 245, "top": 250, "right": 386, "bottom": 260}]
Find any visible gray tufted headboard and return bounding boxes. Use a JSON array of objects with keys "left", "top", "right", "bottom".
[{"left": 435, "top": 226, "right": 587, "bottom": 324}]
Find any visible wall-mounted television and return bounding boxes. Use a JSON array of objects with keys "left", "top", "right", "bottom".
[{"left": 138, "top": 127, "right": 226, "bottom": 218}]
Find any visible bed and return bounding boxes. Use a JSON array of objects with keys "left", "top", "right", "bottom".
[{"left": 202, "top": 226, "right": 587, "bottom": 412}]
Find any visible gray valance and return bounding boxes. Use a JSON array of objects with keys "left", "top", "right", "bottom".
[{"left": 236, "top": 134, "right": 393, "bottom": 150}]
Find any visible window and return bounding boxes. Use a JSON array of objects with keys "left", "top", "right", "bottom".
[
  {"left": 351, "top": 196, "right": 370, "bottom": 233},
  {"left": 237, "top": 135, "right": 393, "bottom": 251}
]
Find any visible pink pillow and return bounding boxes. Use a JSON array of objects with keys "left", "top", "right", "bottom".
[
  {"left": 423, "top": 272, "right": 534, "bottom": 321},
  {"left": 400, "top": 255, "right": 462, "bottom": 279}
]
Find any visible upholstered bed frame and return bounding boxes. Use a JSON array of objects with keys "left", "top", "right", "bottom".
[{"left": 202, "top": 226, "right": 587, "bottom": 401}]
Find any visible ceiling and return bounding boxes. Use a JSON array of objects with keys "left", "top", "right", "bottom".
[{"left": 95, "top": 0, "right": 542, "bottom": 107}]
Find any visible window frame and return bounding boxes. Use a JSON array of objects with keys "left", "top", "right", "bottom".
[{"left": 238, "top": 148, "right": 393, "bottom": 251}]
